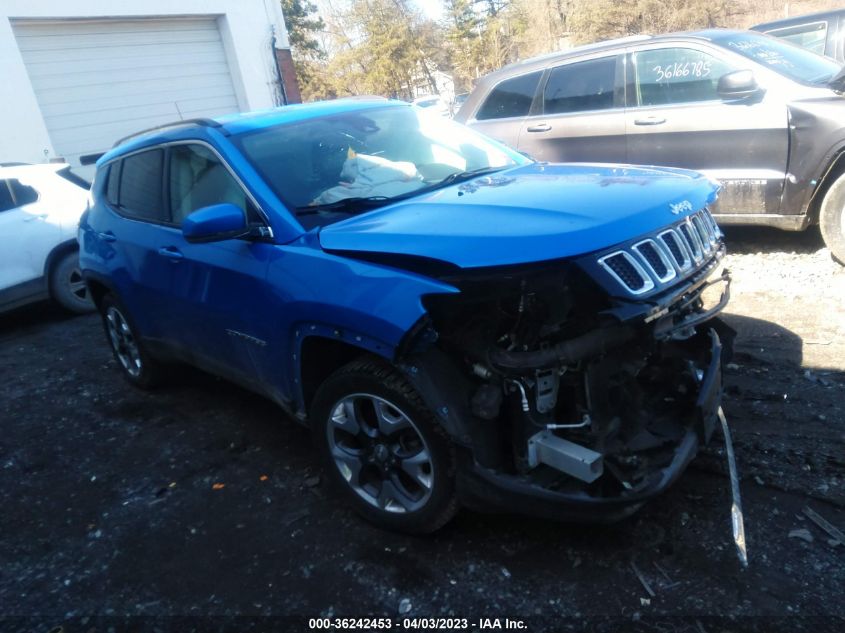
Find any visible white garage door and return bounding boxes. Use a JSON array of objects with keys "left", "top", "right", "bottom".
[{"left": 13, "top": 18, "right": 242, "bottom": 179}]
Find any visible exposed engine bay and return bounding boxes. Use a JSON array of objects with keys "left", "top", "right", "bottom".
[{"left": 402, "top": 237, "right": 732, "bottom": 517}]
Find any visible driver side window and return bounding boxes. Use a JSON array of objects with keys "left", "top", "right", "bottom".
[
  {"left": 168, "top": 144, "right": 250, "bottom": 226},
  {"left": 632, "top": 48, "right": 734, "bottom": 106}
]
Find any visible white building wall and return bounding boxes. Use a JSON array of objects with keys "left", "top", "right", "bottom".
[{"left": 0, "top": 0, "right": 291, "bottom": 165}]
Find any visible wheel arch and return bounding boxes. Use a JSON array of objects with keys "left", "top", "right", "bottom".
[
  {"left": 807, "top": 149, "right": 845, "bottom": 224},
  {"left": 298, "top": 335, "right": 378, "bottom": 415},
  {"left": 79, "top": 270, "right": 118, "bottom": 310},
  {"left": 43, "top": 239, "right": 79, "bottom": 288}
]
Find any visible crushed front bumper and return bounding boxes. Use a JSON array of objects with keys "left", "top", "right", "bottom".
[{"left": 456, "top": 329, "right": 724, "bottom": 523}]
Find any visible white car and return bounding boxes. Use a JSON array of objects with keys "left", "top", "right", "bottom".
[
  {"left": 412, "top": 95, "right": 451, "bottom": 118},
  {"left": 0, "top": 163, "right": 94, "bottom": 314}
]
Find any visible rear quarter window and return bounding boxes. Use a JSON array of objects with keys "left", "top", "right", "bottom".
[
  {"left": 105, "top": 162, "right": 120, "bottom": 207},
  {"left": 476, "top": 71, "right": 542, "bottom": 120}
]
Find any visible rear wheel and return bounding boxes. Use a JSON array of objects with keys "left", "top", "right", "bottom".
[
  {"left": 310, "top": 357, "right": 458, "bottom": 533},
  {"left": 100, "top": 294, "right": 164, "bottom": 389},
  {"left": 820, "top": 174, "right": 845, "bottom": 264},
  {"left": 50, "top": 250, "right": 95, "bottom": 313}
]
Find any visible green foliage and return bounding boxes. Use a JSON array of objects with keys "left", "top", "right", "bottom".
[
  {"left": 281, "top": 0, "right": 325, "bottom": 54},
  {"left": 303, "top": 0, "right": 445, "bottom": 101},
  {"left": 285, "top": 0, "right": 837, "bottom": 102},
  {"left": 564, "top": 0, "right": 731, "bottom": 45}
]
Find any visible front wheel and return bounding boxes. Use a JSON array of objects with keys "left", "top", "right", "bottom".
[
  {"left": 310, "top": 357, "right": 458, "bottom": 533},
  {"left": 819, "top": 174, "right": 845, "bottom": 264}
]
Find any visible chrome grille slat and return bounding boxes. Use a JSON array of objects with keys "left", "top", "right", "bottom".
[
  {"left": 678, "top": 221, "right": 703, "bottom": 263},
  {"left": 598, "top": 251, "right": 655, "bottom": 295},
  {"left": 691, "top": 215, "right": 712, "bottom": 254},
  {"left": 633, "top": 238, "right": 676, "bottom": 283},
  {"left": 658, "top": 229, "right": 692, "bottom": 271}
]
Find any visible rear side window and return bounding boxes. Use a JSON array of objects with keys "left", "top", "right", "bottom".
[
  {"left": 0, "top": 181, "right": 15, "bottom": 212},
  {"left": 9, "top": 180, "right": 38, "bottom": 206},
  {"left": 476, "top": 71, "right": 542, "bottom": 120},
  {"left": 543, "top": 57, "right": 618, "bottom": 114},
  {"left": 106, "top": 162, "right": 121, "bottom": 207},
  {"left": 118, "top": 150, "right": 165, "bottom": 222}
]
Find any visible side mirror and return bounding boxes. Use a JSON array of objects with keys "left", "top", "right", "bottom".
[
  {"left": 182, "top": 203, "right": 249, "bottom": 243},
  {"left": 717, "top": 70, "right": 761, "bottom": 100}
]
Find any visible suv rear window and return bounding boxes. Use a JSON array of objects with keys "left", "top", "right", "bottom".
[
  {"left": 476, "top": 71, "right": 542, "bottom": 120},
  {"left": 118, "top": 150, "right": 165, "bottom": 222},
  {"left": 543, "top": 57, "right": 618, "bottom": 114}
]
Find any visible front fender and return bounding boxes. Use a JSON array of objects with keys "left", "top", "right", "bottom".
[{"left": 267, "top": 241, "right": 459, "bottom": 409}]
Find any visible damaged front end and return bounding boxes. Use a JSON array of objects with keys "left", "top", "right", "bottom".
[{"left": 401, "top": 208, "right": 733, "bottom": 521}]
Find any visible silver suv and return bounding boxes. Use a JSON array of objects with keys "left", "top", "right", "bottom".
[{"left": 455, "top": 29, "right": 845, "bottom": 261}]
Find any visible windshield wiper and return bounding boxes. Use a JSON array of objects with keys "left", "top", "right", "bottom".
[
  {"left": 295, "top": 196, "right": 391, "bottom": 216},
  {"left": 437, "top": 166, "right": 507, "bottom": 187}
]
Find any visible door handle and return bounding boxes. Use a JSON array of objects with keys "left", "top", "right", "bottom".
[
  {"left": 23, "top": 213, "right": 48, "bottom": 222},
  {"left": 526, "top": 123, "right": 552, "bottom": 133},
  {"left": 157, "top": 247, "right": 184, "bottom": 261},
  {"left": 97, "top": 231, "right": 116, "bottom": 242},
  {"left": 634, "top": 116, "right": 666, "bottom": 126}
]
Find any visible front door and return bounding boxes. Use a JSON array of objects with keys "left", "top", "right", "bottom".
[
  {"left": 162, "top": 143, "right": 274, "bottom": 385},
  {"left": 624, "top": 44, "right": 789, "bottom": 216}
]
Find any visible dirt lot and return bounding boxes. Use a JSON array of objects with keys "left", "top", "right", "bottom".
[{"left": 1, "top": 227, "right": 844, "bottom": 632}]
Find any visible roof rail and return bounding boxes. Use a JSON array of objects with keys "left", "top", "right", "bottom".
[
  {"left": 0, "top": 161, "right": 33, "bottom": 167},
  {"left": 113, "top": 117, "right": 226, "bottom": 148}
]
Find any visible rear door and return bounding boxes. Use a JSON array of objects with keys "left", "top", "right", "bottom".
[
  {"left": 516, "top": 54, "right": 627, "bottom": 163},
  {"left": 0, "top": 177, "right": 61, "bottom": 290},
  {"left": 99, "top": 149, "right": 178, "bottom": 337},
  {"left": 624, "top": 43, "right": 789, "bottom": 216}
]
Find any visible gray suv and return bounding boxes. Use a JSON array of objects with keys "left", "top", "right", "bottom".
[{"left": 455, "top": 29, "right": 845, "bottom": 261}]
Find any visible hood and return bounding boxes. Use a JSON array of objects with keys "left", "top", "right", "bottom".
[{"left": 318, "top": 163, "right": 720, "bottom": 269}]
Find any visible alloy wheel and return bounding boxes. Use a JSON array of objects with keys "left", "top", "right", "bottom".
[
  {"left": 327, "top": 393, "right": 434, "bottom": 513},
  {"left": 67, "top": 266, "right": 90, "bottom": 305},
  {"left": 105, "top": 306, "right": 142, "bottom": 378}
]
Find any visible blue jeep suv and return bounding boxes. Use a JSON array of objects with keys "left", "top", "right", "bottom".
[{"left": 79, "top": 99, "right": 731, "bottom": 532}]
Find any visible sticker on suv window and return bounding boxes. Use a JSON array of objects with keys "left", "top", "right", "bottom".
[{"left": 652, "top": 61, "right": 711, "bottom": 82}]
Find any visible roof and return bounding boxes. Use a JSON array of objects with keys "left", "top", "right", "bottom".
[
  {"left": 100, "top": 97, "right": 399, "bottom": 164},
  {"left": 477, "top": 28, "right": 748, "bottom": 86}
]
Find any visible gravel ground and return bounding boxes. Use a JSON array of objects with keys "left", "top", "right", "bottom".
[{"left": 1, "top": 226, "right": 844, "bottom": 633}]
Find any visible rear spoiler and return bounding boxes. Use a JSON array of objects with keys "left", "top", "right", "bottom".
[{"left": 79, "top": 153, "right": 105, "bottom": 166}]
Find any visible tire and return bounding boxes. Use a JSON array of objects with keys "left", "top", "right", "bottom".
[
  {"left": 50, "top": 250, "right": 95, "bottom": 314},
  {"left": 310, "top": 357, "right": 458, "bottom": 533},
  {"left": 99, "top": 294, "right": 165, "bottom": 389},
  {"left": 819, "top": 174, "right": 845, "bottom": 265}
]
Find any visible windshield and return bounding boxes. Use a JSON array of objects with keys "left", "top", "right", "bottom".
[
  {"left": 232, "top": 104, "right": 527, "bottom": 222},
  {"left": 713, "top": 31, "right": 842, "bottom": 85}
]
